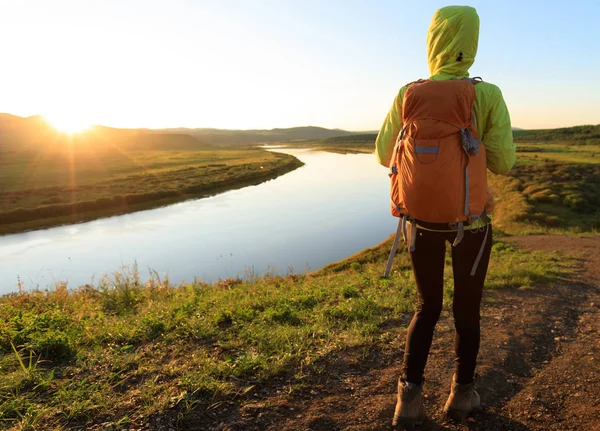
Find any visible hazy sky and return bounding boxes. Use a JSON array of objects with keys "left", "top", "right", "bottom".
[{"left": 0, "top": 0, "right": 598, "bottom": 131}]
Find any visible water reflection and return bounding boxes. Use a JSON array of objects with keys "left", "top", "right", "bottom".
[{"left": 0, "top": 149, "right": 396, "bottom": 294}]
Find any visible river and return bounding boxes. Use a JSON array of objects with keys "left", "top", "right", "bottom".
[{"left": 0, "top": 149, "right": 397, "bottom": 294}]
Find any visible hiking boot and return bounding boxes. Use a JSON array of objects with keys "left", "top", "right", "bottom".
[
  {"left": 392, "top": 380, "right": 426, "bottom": 429},
  {"left": 443, "top": 374, "right": 481, "bottom": 421}
]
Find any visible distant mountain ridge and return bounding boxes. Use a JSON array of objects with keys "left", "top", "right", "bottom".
[
  {"left": 149, "top": 126, "right": 374, "bottom": 145},
  {"left": 2, "top": 113, "right": 598, "bottom": 150},
  {"left": 0, "top": 114, "right": 373, "bottom": 148}
]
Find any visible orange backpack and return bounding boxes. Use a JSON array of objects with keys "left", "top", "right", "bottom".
[{"left": 384, "top": 78, "right": 491, "bottom": 277}]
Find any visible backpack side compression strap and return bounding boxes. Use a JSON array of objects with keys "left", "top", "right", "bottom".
[{"left": 384, "top": 218, "right": 404, "bottom": 278}]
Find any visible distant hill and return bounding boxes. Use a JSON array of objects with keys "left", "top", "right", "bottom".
[
  {"left": 0, "top": 114, "right": 370, "bottom": 150},
  {"left": 0, "top": 114, "right": 58, "bottom": 150},
  {"left": 513, "top": 125, "right": 600, "bottom": 144},
  {"left": 150, "top": 126, "right": 368, "bottom": 146},
  {"left": 0, "top": 114, "right": 214, "bottom": 153},
  {"left": 85, "top": 126, "right": 215, "bottom": 151}
]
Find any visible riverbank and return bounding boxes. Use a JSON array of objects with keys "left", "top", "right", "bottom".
[
  {"left": 281, "top": 134, "right": 376, "bottom": 154},
  {"left": 0, "top": 230, "right": 583, "bottom": 430},
  {"left": 0, "top": 148, "right": 303, "bottom": 235},
  {"left": 0, "top": 149, "right": 396, "bottom": 294}
]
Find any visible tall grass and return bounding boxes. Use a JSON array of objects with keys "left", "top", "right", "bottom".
[
  {"left": 0, "top": 238, "right": 575, "bottom": 430},
  {"left": 490, "top": 157, "right": 600, "bottom": 235}
]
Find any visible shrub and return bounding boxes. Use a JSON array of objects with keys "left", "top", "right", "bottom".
[
  {"left": 342, "top": 285, "right": 361, "bottom": 299},
  {"left": 264, "top": 306, "right": 302, "bottom": 326}
]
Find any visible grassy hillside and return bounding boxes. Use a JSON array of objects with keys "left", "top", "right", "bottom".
[
  {"left": 0, "top": 231, "right": 573, "bottom": 430},
  {"left": 489, "top": 160, "right": 600, "bottom": 235},
  {"left": 513, "top": 124, "right": 600, "bottom": 144},
  {"left": 0, "top": 118, "right": 303, "bottom": 234},
  {"left": 490, "top": 131, "right": 600, "bottom": 234}
]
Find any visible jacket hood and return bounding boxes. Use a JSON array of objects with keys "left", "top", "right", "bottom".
[{"left": 426, "top": 6, "right": 479, "bottom": 77}]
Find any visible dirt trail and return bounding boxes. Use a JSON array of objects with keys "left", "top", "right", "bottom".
[{"left": 195, "top": 235, "right": 600, "bottom": 431}]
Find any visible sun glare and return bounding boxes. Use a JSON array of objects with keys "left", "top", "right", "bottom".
[{"left": 44, "top": 114, "right": 92, "bottom": 134}]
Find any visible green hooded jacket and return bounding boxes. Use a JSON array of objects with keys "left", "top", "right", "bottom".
[{"left": 375, "top": 6, "right": 516, "bottom": 175}]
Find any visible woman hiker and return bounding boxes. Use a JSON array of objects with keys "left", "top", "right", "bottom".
[{"left": 375, "top": 5, "right": 516, "bottom": 427}]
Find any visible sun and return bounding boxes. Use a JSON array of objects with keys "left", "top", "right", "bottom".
[{"left": 44, "top": 113, "right": 92, "bottom": 134}]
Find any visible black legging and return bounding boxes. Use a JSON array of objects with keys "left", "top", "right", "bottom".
[{"left": 401, "top": 224, "right": 493, "bottom": 386}]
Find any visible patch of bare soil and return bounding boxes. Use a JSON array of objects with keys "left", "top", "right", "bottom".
[{"left": 178, "top": 235, "right": 600, "bottom": 431}]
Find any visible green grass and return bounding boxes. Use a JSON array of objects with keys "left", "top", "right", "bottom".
[
  {"left": 0, "top": 234, "right": 574, "bottom": 430},
  {"left": 513, "top": 124, "right": 600, "bottom": 144},
  {"left": 516, "top": 142, "right": 600, "bottom": 164},
  {"left": 488, "top": 142, "right": 600, "bottom": 235},
  {"left": 0, "top": 140, "right": 303, "bottom": 234}
]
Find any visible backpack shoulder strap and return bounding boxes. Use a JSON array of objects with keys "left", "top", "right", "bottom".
[{"left": 400, "top": 79, "right": 426, "bottom": 131}]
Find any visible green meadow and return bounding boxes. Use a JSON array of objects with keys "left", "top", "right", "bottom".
[
  {"left": 0, "top": 125, "right": 598, "bottom": 430},
  {"left": 0, "top": 234, "right": 573, "bottom": 430},
  {"left": 490, "top": 142, "right": 600, "bottom": 235}
]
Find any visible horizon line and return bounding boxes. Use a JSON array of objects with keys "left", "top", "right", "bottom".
[{"left": 1, "top": 112, "right": 597, "bottom": 133}]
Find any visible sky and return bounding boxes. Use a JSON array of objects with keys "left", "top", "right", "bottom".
[{"left": 0, "top": 0, "right": 598, "bottom": 132}]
